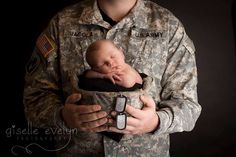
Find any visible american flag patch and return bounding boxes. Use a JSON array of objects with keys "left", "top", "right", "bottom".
[{"left": 36, "top": 34, "right": 55, "bottom": 58}]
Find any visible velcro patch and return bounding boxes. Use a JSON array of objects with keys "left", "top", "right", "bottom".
[
  {"left": 26, "top": 53, "right": 40, "bottom": 74},
  {"left": 36, "top": 34, "right": 55, "bottom": 58}
]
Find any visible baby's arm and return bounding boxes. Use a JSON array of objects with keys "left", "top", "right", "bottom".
[
  {"left": 85, "top": 70, "right": 121, "bottom": 84},
  {"left": 115, "top": 65, "right": 143, "bottom": 88},
  {"left": 85, "top": 70, "right": 105, "bottom": 79}
]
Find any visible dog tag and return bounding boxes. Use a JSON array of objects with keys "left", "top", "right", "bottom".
[
  {"left": 116, "top": 113, "right": 127, "bottom": 130},
  {"left": 115, "top": 95, "right": 127, "bottom": 112}
]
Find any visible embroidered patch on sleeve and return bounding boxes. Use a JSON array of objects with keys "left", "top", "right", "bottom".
[
  {"left": 26, "top": 53, "right": 41, "bottom": 74},
  {"left": 36, "top": 34, "right": 55, "bottom": 58}
]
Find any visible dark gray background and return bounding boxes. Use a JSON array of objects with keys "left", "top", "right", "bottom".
[
  {"left": 158, "top": 0, "right": 236, "bottom": 156},
  {"left": 2, "top": 0, "right": 236, "bottom": 156}
]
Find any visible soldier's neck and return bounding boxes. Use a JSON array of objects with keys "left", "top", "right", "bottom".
[{"left": 97, "top": 0, "right": 137, "bottom": 22}]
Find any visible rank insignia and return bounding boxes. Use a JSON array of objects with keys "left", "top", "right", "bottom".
[
  {"left": 26, "top": 53, "right": 40, "bottom": 74},
  {"left": 36, "top": 34, "right": 55, "bottom": 58}
]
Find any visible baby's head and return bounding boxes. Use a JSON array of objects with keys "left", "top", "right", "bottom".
[{"left": 86, "top": 40, "right": 125, "bottom": 74}]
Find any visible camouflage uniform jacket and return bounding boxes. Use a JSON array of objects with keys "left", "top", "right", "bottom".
[{"left": 23, "top": 0, "right": 202, "bottom": 156}]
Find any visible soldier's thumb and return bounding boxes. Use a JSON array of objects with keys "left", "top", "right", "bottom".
[
  {"left": 65, "top": 93, "right": 82, "bottom": 104},
  {"left": 140, "top": 95, "right": 155, "bottom": 109}
]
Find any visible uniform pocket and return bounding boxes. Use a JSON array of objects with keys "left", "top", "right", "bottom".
[{"left": 127, "top": 28, "right": 165, "bottom": 76}]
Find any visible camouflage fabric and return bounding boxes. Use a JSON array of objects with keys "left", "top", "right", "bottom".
[
  {"left": 23, "top": 0, "right": 202, "bottom": 156},
  {"left": 77, "top": 76, "right": 153, "bottom": 113}
]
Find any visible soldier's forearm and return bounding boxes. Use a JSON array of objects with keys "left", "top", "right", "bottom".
[
  {"left": 24, "top": 90, "right": 64, "bottom": 128},
  {"left": 154, "top": 99, "right": 201, "bottom": 135}
]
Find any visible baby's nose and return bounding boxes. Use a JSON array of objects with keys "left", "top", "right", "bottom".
[{"left": 109, "top": 61, "right": 114, "bottom": 67}]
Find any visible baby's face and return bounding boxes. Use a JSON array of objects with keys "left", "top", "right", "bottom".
[{"left": 92, "top": 42, "right": 125, "bottom": 73}]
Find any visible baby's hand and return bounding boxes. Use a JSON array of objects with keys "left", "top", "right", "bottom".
[
  {"left": 112, "top": 66, "right": 125, "bottom": 76},
  {"left": 112, "top": 73, "right": 122, "bottom": 82},
  {"left": 113, "top": 65, "right": 122, "bottom": 73},
  {"left": 104, "top": 72, "right": 121, "bottom": 84}
]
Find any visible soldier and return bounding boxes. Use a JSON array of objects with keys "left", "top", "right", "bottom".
[{"left": 23, "top": 0, "right": 202, "bottom": 156}]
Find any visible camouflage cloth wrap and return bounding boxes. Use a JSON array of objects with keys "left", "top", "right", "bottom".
[
  {"left": 77, "top": 76, "right": 153, "bottom": 114},
  {"left": 23, "top": 0, "right": 202, "bottom": 156}
]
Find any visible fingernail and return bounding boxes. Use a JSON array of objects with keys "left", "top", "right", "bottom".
[
  {"left": 104, "top": 118, "right": 108, "bottom": 123},
  {"left": 103, "top": 112, "right": 108, "bottom": 116},
  {"left": 96, "top": 105, "right": 102, "bottom": 110},
  {"left": 111, "top": 111, "right": 116, "bottom": 116},
  {"left": 108, "top": 118, "right": 113, "bottom": 123}
]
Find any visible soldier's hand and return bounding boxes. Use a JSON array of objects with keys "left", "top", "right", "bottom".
[
  {"left": 108, "top": 95, "right": 159, "bottom": 134},
  {"left": 62, "top": 93, "right": 108, "bottom": 132}
]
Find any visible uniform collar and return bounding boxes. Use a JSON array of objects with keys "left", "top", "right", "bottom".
[
  {"left": 78, "top": 0, "right": 111, "bottom": 29},
  {"left": 124, "top": 0, "right": 147, "bottom": 28},
  {"left": 78, "top": 0, "right": 147, "bottom": 29}
]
